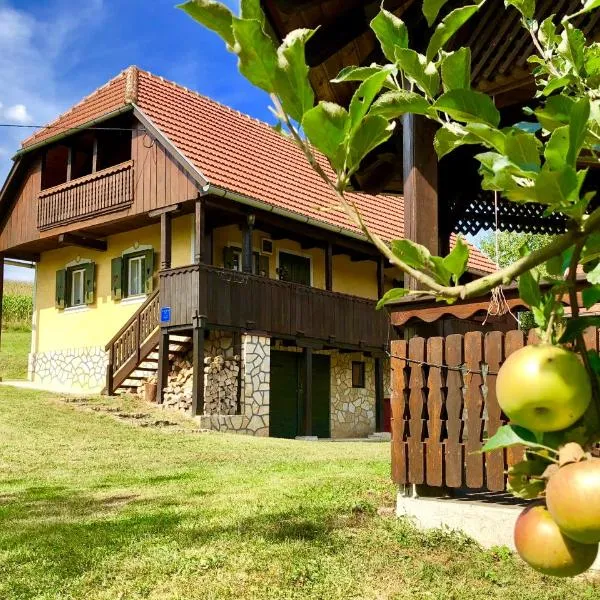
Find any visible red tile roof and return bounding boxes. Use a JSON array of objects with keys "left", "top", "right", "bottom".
[{"left": 20, "top": 66, "right": 496, "bottom": 275}]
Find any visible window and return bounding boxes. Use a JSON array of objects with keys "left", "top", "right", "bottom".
[
  {"left": 127, "top": 255, "right": 145, "bottom": 297},
  {"left": 70, "top": 269, "right": 86, "bottom": 307},
  {"left": 223, "top": 246, "right": 267, "bottom": 276},
  {"left": 352, "top": 361, "right": 366, "bottom": 388}
]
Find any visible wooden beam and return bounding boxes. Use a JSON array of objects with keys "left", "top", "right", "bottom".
[
  {"left": 375, "top": 357, "right": 385, "bottom": 432},
  {"left": 66, "top": 147, "right": 72, "bottom": 182},
  {"left": 377, "top": 256, "right": 385, "bottom": 299},
  {"left": 191, "top": 314, "right": 206, "bottom": 416},
  {"left": 156, "top": 330, "right": 169, "bottom": 404},
  {"left": 91, "top": 138, "right": 98, "bottom": 174},
  {"left": 58, "top": 233, "right": 107, "bottom": 252},
  {"left": 325, "top": 242, "right": 333, "bottom": 292},
  {"left": 195, "top": 197, "right": 204, "bottom": 264},
  {"left": 303, "top": 347, "right": 313, "bottom": 436},
  {"left": 402, "top": 114, "right": 439, "bottom": 289},
  {"left": 160, "top": 211, "right": 172, "bottom": 270},
  {"left": 148, "top": 204, "right": 180, "bottom": 219},
  {"left": 242, "top": 214, "right": 255, "bottom": 273}
]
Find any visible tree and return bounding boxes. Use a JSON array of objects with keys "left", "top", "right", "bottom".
[
  {"left": 480, "top": 232, "right": 551, "bottom": 269},
  {"left": 179, "top": 0, "right": 600, "bottom": 576}
]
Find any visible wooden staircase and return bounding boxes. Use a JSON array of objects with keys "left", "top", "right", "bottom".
[{"left": 104, "top": 290, "right": 192, "bottom": 396}]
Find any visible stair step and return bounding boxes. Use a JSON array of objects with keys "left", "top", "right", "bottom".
[
  {"left": 169, "top": 334, "right": 192, "bottom": 343},
  {"left": 130, "top": 369, "right": 156, "bottom": 379},
  {"left": 121, "top": 378, "right": 145, "bottom": 387},
  {"left": 169, "top": 343, "right": 190, "bottom": 354},
  {"left": 138, "top": 360, "right": 158, "bottom": 370}
]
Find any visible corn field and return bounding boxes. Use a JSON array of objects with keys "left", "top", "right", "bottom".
[{"left": 3, "top": 281, "right": 33, "bottom": 330}]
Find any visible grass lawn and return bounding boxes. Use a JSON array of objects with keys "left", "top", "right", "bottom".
[
  {"left": 0, "top": 389, "right": 598, "bottom": 599},
  {"left": 0, "top": 329, "right": 31, "bottom": 380}
]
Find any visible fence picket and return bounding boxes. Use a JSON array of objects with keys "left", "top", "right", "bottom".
[
  {"left": 408, "top": 337, "right": 426, "bottom": 484},
  {"left": 444, "top": 334, "right": 464, "bottom": 488},
  {"left": 425, "top": 337, "right": 444, "bottom": 487}
]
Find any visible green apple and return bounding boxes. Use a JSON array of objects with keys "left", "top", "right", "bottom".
[
  {"left": 514, "top": 504, "right": 598, "bottom": 577},
  {"left": 496, "top": 345, "right": 591, "bottom": 432}
]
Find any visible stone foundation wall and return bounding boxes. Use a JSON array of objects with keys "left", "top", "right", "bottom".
[
  {"left": 330, "top": 352, "right": 376, "bottom": 438},
  {"left": 29, "top": 347, "right": 108, "bottom": 391}
]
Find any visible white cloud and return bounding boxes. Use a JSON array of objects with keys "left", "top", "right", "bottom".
[{"left": 3, "top": 104, "right": 32, "bottom": 124}]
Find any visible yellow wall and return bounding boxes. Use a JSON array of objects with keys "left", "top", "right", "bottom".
[{"left": 35, "top": 214, "right": 193, "bottom": 353}]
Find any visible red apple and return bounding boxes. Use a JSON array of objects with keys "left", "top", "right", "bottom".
[
  {"left": 514, "top": 504, "right": 598, "bottom": 577},
  {"left": 497, "top": 345, "right": 591, "bottom": 432},
  {"left": 546, "top": 458, "right": 600, "bottom": 544}
]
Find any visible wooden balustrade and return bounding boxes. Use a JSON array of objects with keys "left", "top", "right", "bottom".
[
  {"left": 105, "top": 289, "right": 160, "bottom": 394},
  {"left": 38, "top": 160, "right": 134, "bottom": 230},
  {"left": 159, "top": 264, "right": 390, "bottom": 350}
]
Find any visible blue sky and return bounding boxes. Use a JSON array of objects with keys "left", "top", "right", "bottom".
[{"left": 0, "top": 0, "right": 273, "bottom": 281}]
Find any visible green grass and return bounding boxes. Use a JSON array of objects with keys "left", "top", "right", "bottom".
[
  {"left": 0, "top": 389, "right": 598, "bottom": 599},
  {"left": 0, "top": 330, "right": 31, "bottom": 380}
]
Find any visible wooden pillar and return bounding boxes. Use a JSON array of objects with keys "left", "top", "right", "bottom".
[
  {"left": 66, "top": 147, "right": 72, "bottom": 182},
  {"left": 325, "top": 242, "right": 333, "bottom": 291},
  {"left": 374, "top": 356, "right": 385, "bottom": 432},
  {"left": 242, "top": 214, "right": 255, "bottom": 273},
  {"left": 194, "top": 197, "right": 204, "bottom": 264},
  {"left": 156, "top": 330, "right": 170, "bottom": 404},
  {"left": 160, "top": 211, "right": 172, "bottom": 270},
  {"left": 0, "top": 257, "right": 4, "bottom": 350},
  {"left": 302, "top": 347, "right": 313, "bottom": 436},
  {"left": 402, "top": 114, "right": 439, "bottom": 290},
  {"left": 377, "top": 256, "right": 385, "bottom": 299},
  {"left": 91, "top": 138, "right": 98, "bottom": 173},
  {"left": 191, "top": 312, "right": 206, "bottom": 416}
]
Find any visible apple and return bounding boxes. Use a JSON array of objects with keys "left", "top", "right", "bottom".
[
  {"left": 496, "top": 345, "right": 591, "bottom": 432},
  {"left": 546, "top": 458, "right": 600, "bottom": 544},
  {"left": 514, "top": 504, "right": 598, "bottom": 577}
]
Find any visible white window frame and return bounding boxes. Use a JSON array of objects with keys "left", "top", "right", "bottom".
[
  {"left": 70, "top": 268, "right": 86, "bottom": 308},
  {"left": 127, "top": 255, "right": 145, "bottom": 298}
]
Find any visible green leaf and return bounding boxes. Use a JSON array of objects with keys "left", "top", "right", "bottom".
[
  {"left": 504, "top": 0, "right": 535, "bottom": 19},
  {"left": 370, "top": 9, "right": 409, "bottom": 63},
  {"left": 390, "top": 239, "right": 433, "bottom": 271},
  {"left": 573, "top": 0, "right": 600, "bottom": 18},
  {"left": 434, "top": 89, "right": 500, "bottom": 126},
  {"left": 376, "top": 287, "right": 410, "bottom": 310},
  {"left": 302, "top": 102, "right": 349, "bottom": 171},
  {"left": 507, "top": 458, "right": 547, "bottom": 500},
  {"left": 276, "top": 28, "right": 316, "bottom": 122},
  {"left": 559, "top": 25, "right": 586, "bottom": 73},
  {"left": 423, "top": 0, "right": 452, "bottom": 26},
  {"left": 534, "top": 164, "right": 579, "bottom": 206},
  {"left": 582, "top": 286, "right": 600, "bottom": 309},
  {"left": 232, "top": 17, "right": 280, "bottom": 92},
  {"left": 518, "top": 270, "right": 541, "bottom": 308},
  {"left": 587, "top": 261, "right": 600, "bottom": 285},
  {"left": 395, "top": 48, "right": 440, "bottom": 98},
  {"left": 535, "top": 95, "right": 574, "bottom": 132},
  {"left": 559, "top": 316, "right": 600, "bottom": 343},
  {"left": 178, "top": 0, "right": 235, "bottom": 47},
  {"left": 441, "top": 47, "right": 471, "bottom": 91},
  {"left": 434, "top": 126, "right": 477, "bottom": 158},
  {"left": 348, "top": 69, "right": 394, "bottom": 135},
  {"left": 544, "top": 126, "right": 569, "bottom": 170},
  {"left": 347, "top": 115, "right": 396, "bottom": 174},
  {"left": 542, "top": 75, "right": 572, "bottom": 96},
  {"left": 442, "top": 235, "right": 470, "bottom": 284},
  {"left": 464, "top": 123, "right": 506, "bottom": 152},
  {"left": 504, "top": 130, "right": 541, "bottom": 173},
  {"left": 369, "top": 90, "right": 431, "bottom": 119},
  {"left": 332, "top": 65, "right": 393, "bottom": 84},
  {"left": 429, "top": 256, "right": 453, "bottom": 285},
  {"left": 567, "top": 97, "right": 590, "bottom": 167},
  {"left": 426, "top": 3, "right": 483, "bottom": 62},
  {"left": 481, "top": 424, "right": 544, "bottom": 453},
  {"left": 240, "top": 0, "right": 264, "bottom": 23},
  {"left": 539, "top": 15, "right": 559, "bottom": 46}
]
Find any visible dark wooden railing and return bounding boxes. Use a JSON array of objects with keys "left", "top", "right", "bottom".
[
  {"left": 105, "top": 289, "right": 160, "bottom": 394},
  {"left": 38, "top": 160, "right": 134, "bottom": 230},
  {"left": 159, "top": 264, "right": 390, "bottom": 350},
  {"left": 390, "top": 328, "right": 600, "bottom": 493}
]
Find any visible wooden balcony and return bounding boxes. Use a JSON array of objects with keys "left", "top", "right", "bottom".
[
  {"left": 37, "top": 160, "right": 134, "bottom": 230},
  {"left": 159, "top": 264, "right": 390, "bottom": 350}
]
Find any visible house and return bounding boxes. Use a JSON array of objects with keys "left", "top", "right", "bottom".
[{"left": 0, "top": 66, "right": 496, "bottom": 439}]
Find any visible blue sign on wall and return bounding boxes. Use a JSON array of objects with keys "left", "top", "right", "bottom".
[{"left": 160, "top": 307, "right": 171, "bottom": 324}]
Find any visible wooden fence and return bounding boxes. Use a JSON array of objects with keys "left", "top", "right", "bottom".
[{"left": 390, "top": 328, "right": 599, "bottom": 492}]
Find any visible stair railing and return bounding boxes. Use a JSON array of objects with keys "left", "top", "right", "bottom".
[{"left": 105, "top": 288, "right": 160, "bottom": 394}]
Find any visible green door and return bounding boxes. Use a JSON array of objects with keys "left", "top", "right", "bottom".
[
  {"left": 278, "top": 251, "right": 311, "bottom": 286},
  {"left": 270, "top": 351, "right": 331, "bottom": 439}
]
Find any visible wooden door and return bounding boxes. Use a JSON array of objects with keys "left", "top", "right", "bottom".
[
  {"left": 270, "top": 351, "right": 300, "bottom": 439},
  {"left": 311, "top": 354, "right": 331, "bottom": 438},
  {"left": 278, "top": 251, "right": 311, "bottom": 286}
]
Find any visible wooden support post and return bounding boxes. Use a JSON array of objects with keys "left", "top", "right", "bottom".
[
  {"left": 402, "top": 114, "right": 438, "bottom": 291},
  {"left": 160, "top": 211, "right": 172, "bottom": 270},
  {"left": 377, "top": 256, "right": 385, "bottom": 299},
  {"left": 194, "top": 197, "right": 204, "bottom": 264},
  {"left": 325, "top": 242, "right": 333, "bottom": 291},
  {"left": 66, "top": 147, "right": 72, "bottom": 182},
  {"left": 242, "top": 214, "right": 255, "bottom": 273},
  {"left": 192, "top": 313, "right": 206, "bottom": 416},
  {"left": 106, "top": 346, "right": 114, "bottom": 396},
  {"left": 0, "top": 257, "right": 4, "bottom": 350},
  {"left": 91, "top": 138, "right": 98, "bottom": 173},
  {"left": 303, "top": 347, "right": 313, "bottom": 436},
  {"left": 374, "top": 356, "right": 384, "bottom": 432},
  {"left": 157, "top": 329, "right": 170, "bottom": 404}
]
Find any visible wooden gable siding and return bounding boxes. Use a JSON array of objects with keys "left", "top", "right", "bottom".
[{"left": 0, "top": 124, "right": 199, "bottom": 255}]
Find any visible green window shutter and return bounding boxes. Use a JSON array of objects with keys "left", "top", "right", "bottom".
[
  {"left": 84, "top": 262, "right": 96, "bottom": 305},
  {"left": 144, "top": 249, "right": 155, "bottom": 294},
  {"left": 55, "top": 269, "right": 66, "bottom": 309},
  {"left": 259, "top": 255, "right": 270, "bottom": 277},
  {"left": 223, "top": 246, "right": 235, "bottom": 269},
  {"left": 111, "top": 257, "right": 123, "bottom": 301}
]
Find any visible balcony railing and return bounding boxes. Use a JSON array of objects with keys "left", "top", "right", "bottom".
[
  {"left": 159, "top": 264, "right": 390, "bottom": 350},
  {"left": 37, "top": 160, "right": 134, "bottom": 230}
]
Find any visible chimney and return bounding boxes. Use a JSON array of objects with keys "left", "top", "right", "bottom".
[{"left": 125, "top": 66, "right": 139, "bottom": 104}]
